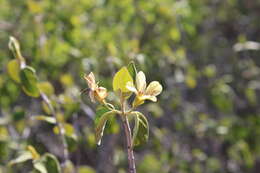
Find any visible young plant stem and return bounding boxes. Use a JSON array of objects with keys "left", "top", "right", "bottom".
[
  {"left": 40, "top": 92, "right": 69, "bottom": 163},
  {"left": 121, "top": 97, "right": 136, "bottom": 173}
]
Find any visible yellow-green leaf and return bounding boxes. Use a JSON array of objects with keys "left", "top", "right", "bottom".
[
  {"left": 78, "top": 166, "right": 95, "bottom": 173},
  {"left": 38, "top": 81, "right": 54, "bottom": 96},
  {"left": 9, "top": 151, "right": 33, "bottom": 166},
  {"left": 42, "top": 101, "right": 51, "bottom": 115},
  {"left": 34, "top": 160, "right": 47, "bottom": 173},
  {"left": 112, "top": 66, "right": 133, "bottom": 93},
  {"left": 27, "top": 145, "right": 40, "bottom": 160},
  {"left": 60, "top": 74, "right": 74, "bottom": 87},
  {"left": 20, "top": 66, "right": 40, "bottom": 97},
  {"left": 33, "top": 115, "right": 56, "bottom": 124},
  {"left": 53, "top": 123, "right": 76, "bottom": 140},
  {"left": 7, "top": 59, "right": 21, "bottom": 83}
]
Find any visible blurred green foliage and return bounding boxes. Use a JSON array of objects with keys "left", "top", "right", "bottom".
[{"left": 1, "top": 0, "right": 260, "bottom": 172}]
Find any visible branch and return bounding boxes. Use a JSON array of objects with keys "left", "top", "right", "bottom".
[
  {"left": 121, "top": 97, "right": 136, "bottom": 173},
  {"left": 40, "top": 92, "right": 69, "bottom": 163}
]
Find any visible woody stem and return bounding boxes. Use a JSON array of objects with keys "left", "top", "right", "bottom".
[{"left": 120, "top": 96, "right": 136, "bottom": 173}]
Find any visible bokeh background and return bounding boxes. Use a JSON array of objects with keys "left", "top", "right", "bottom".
[{"left": 1, "top": 0, "right": 260, "bottom": 172}]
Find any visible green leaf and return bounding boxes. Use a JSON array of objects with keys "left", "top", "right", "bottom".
[
  {"left": 95, "top": 109, "right": 116, "bottom": 145},
  {"left": 127, "top": 61, "right": 137, "bottom": 81},
  {"left": 7, "top": 59, "right": 21, "bottom": 83},
  {"left": 33, "top": 160, "right": 47, "bottom": 173},
  {"left": 37, "top": 154, "right": 61, "bottom": 173},
  {"left": 53, "top": 123, "right": 77, "bottom": 140},
  {"left": 9, "top": 151, "right": 33, "bottom": 166},
  {"left": 95, "top": 105, "right": 110, "bottom": 125},
  {"left": 38, "top": 82, "right": 54, "bottom": 96},
  {"left": 20, "top": 66, "right": 40, "bottom": 97},
  {"left": 32, "top": 115, "right": 56, "bottom": 124},
  {"left": 132, "top": 112, "right": 149, "bottom": 146},
  {"left": 112, "top": 66, "right": 133, "bottom": 93}
]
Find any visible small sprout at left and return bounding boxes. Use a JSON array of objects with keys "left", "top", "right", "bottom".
[
  {"left": 126, "top": 71, "right": 163, "bottom": 107},
  {"left": 84, "top": 72, "right": 108, "bottom": 103}
]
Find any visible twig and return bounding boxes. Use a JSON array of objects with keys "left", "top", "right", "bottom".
[
  {"left": 121, "top": 97, "right": 136, "bottom": 173},
  {"left": 40, "top": 92, "right": 69, "bottom": 163}
]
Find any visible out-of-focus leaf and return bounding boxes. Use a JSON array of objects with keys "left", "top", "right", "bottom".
[
  {"left": 53, "top": 123, "right": 77, "bottom": 140},
  {"left": 112, "top": 66, "right": 133, "bottom": 93},
  {"left": 146, "top": 103, "right": 163, "bottom": 118},
  {"left": 62, "top": 160, "right": 75, "bottom": 173},
  {"left": 33, "top": 160, "right": 47, "bottom": 173},
  {"left": 38, "top": 82, "right": 54, "bottom": 96},
  {"left": 66, "top": 135, "right": 78, "bottom": 152},
  {"left": 35, "top": 154, "right": 61, "bottom": 173},
  {"left": 42, "top": 101, "right": 51, "bottom": 115},
  {"left": 203, "top": 65, "right": 216, "bottom": 78},
  {"left": 170, "top": 27, "right": 181, "bottom": 42},
  {"left": 95, "top": 109, "right": 116, "bottom": 145},
  {"left": 78, "top": 166, "right": 96, "bottom": 173},
  {"left": 20, "top": 66, "right": 40, "bottom": 97},
  {"left": 138, "top": 154, "right": 161, "bottom": 172},
  {"left": 60, "top": 74, "right": 74, "bottom": 87},
  {"left": 185, "top": 75, "right": 197, "bottom": 89},
  {"left": 0, "top": 117, "right": 10, "bottom": 126},
  {"left": 9, "top": 151, "right": 32, "bottom": 166},
  {"left": 32, "top": 115, "right": 56, "bottom": 124},
  {"left": 7, "top": 59, "right": 20, "bottom": 83},
  {"left": 27, "top": 145, "right": 40, "bottom": 160},
  {"left": 12, "top": 107, "right": 25, "bottom": 121},
  {"left": 8, "top": 36, "right": 25, "bottom": 64},
  {"left": 27, "top": 0, "right": 43, "bottom": 14},
  {"left": 132, "top": 111, "right": 149, "bottom": 146},
  {"left": 0, "top": 127, "right": 9, "bottom": 140},
  {"left": 233, "top": 41, "right": 260, "bottom": 52}
]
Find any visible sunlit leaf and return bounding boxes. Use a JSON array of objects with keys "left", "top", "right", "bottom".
[
  {"left": 7, "top": 59, "right": 21, "bottom": 83},
  {"left": 9, "top": 151, "right": 32, "bottom": 166},
  {"left": 32, "top": 115, "right": 56, "bottom": 124},
  {"left": 132, "top": 111, "right": 149, "bottom": 146},
  {"left": 20, "top": 66, "right": 40, "bottom": 97},
  {"left": 34, "top": 160, "right": 47, "bottom": 173},
  {"left": 38, "top": 82, "right": 54, "bottom": 96},
  {"left": 27, "top": 145, "right": 40, "bottom": 160},
  {"left": 112, "top": 66, "right": 133, "bottom": 93},
  {"left": 27, "top": 0, "right": 43, "bottom": 14},
  {"left": 60, "top": 74, "right": 74, "bottom": 87},
  {"left": 185, "top": 75, "right": 197, "bottom": 89},
  {"left": 35, "top": 154, "right": 61, "bottom": 173},
  {"left": 78, "top": 166, "right": 96, "bottom": 173}
]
